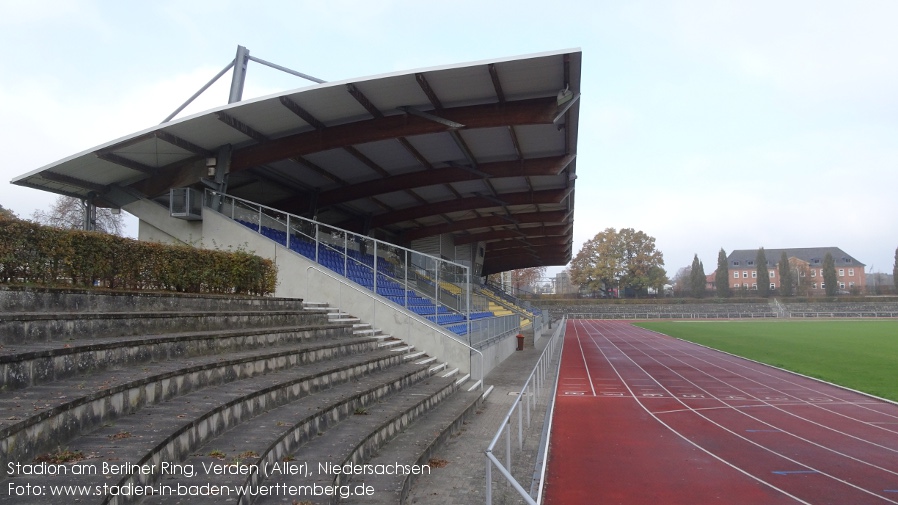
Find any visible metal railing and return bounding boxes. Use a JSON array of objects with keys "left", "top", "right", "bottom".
[
  {"left": 485, "top": 318, "right": 565, "bottom": 505},
  {"left": 789, "top": 311, "right": 898, "bottom": 318},
  {"left": 305, "top": 265, "right": 485, "bottom": 389},
  {"left": 206, "top": 190, "right": 476, "bottom": 334},
  {"left": 566, "top": 311, "right": 898, "bottom": 320},
  {"left": 470, "top": 314, "right": 522, "bottom": 349},
  {"left": 566, "top": 312, "right": 779, "bottom": 319}
]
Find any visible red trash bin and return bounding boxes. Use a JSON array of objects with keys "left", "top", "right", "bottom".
[{"left": 516, "top": 333, "right": 524, "bottom": 351}]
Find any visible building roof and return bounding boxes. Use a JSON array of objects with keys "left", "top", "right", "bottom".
[
  {"left": 11, "top": 49, "right": 581, "bottom": 276},
  {"left": 726, "top": 247, "right": 866, "bottom": 269}
]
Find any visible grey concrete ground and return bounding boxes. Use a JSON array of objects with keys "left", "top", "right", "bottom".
[{"left": 406, "top": 325, "right": 561, "bottom": 505}]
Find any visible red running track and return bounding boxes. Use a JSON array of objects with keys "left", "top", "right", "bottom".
[{"left": 544, "top": 320, "right": 898, "bottom": 505}]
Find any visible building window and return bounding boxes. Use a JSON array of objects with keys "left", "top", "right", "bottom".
[
  {"left": 839, "top": 282, "right": 845, "bottom": 289},
  {"left": 849, "top": 282, "right": 855, "bottom": 288},
  {"left": 747, "top": 260, "right": 754, "bottom": 266},
  {"left": 812, "top": 283, "right": 817, "bottom": 289},
  {"left": 770, "top": 270, "right": 775, "bottom": 278},
  {"left": 848, "top": 268, "right": 854, "bottom": 276},
  {"left": 839, "top": 269, "right": 844, "bottom": 277},
  {"left": 752, "top": 271, "right": 757, "bottom": 278},
  {"left": 770, "top": 283, "right": 776, "bottom": 290},
  {"left": 752, "top": 283, "right": 757, "bottom": 289},
  {"left": 811, "top": 270, "right": 816, "bottom": 277},
  {"left": 733, "top": 261, "right": 740, "bottom": 266},
  {"left": 743, "top": 271, "right": 748, "bottom": 278},
  {"left": 733, "top": 272, "right": 739, "bottom": 279}
]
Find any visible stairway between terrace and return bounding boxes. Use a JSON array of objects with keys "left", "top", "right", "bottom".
[{"left": 0, "top": 288, "right": 485, "bottom": 504}]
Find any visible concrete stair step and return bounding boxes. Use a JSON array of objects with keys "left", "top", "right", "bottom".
[
  {"left": 0, "top": 310, "right": 330, "bottom": 345},
  {"left": 251, "top": 375, "right": 458, "bottom": 505},
  {"left": 8, "top": 355, "right": 422, "bottom": 505},
  {"left": 340, "top": 388, "right": 485, "bottom": 505},
  {"left": 0, "top": 335, "right": 382, "bottom": 469},
  {"left": 0, "top": 322, "right": 358, "bottom": 391}
]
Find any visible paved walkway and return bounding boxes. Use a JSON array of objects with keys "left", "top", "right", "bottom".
[{"left": 407, "top": 325, "right": 560, "bottom": 505}]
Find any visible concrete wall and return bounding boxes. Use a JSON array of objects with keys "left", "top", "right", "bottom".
[
  {"left": 477, "top": 333, "right": 517, "bottom": 379},
  {"left": 126, "top": 198, "right": 202, "bottom": 246},
  {"left": 199, "top": 209, "right": 475, "bottom": 377}
]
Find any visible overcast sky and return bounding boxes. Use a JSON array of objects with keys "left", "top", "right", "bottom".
[{"left": 2, "top": 0, "right": 897, "bottom": 278}]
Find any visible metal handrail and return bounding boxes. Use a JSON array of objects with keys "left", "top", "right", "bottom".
[
  {"left": 207, "top": 189, "right": 474, "bottom": 336},
  {"left": 485, "top": 318, "right": 566, "bottom": 504},
  {"left": 305, "top": 265, "right": 484, "bottom": 389}
]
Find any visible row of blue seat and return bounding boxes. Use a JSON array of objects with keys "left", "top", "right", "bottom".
[{"left": 237, "top": 220, "right": 486, "bottom": 334}]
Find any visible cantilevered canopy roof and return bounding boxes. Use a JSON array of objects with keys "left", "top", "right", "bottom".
[{"left": 13, "top": 49, "right": 581, "bottom": 276}]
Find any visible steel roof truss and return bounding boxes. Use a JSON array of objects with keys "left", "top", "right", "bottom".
[
  {"left": 346, "top": 84, "right": 384, "bottom": 119},
  {"left": 216, "top": 112, "right": 268, "bottom": 143},
  {"left": 488, "top": 63, "right": 506, "bottom": 104},
  {"left": 279, "top": 96, "right": 327, "bottom": 131},
  {"left": 415, "top": 73, "right": 443, "bottom": 110},
  {"left": 397, "top": 106, "right": 464, "bottom": 129},
  {"left": 40, "top": 172, "right": 108, "bottom": 194},
  {"left": 97, "top": 153, "right": 157, "bottom": 176}
]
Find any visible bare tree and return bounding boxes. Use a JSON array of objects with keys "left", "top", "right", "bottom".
[
  {"left": 31, "top": 196, "right": 124, "bottom": 236},
  {"left": 511, "top": 267, "right": 547, "bottom": 294}
]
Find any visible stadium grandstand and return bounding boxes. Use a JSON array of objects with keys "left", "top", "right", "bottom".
[
  {"left": 12, "top": 46, "right": 580, "bottom": 380},
  {"left": 4, "top": 47, "right": 580, "bottom": 503}
]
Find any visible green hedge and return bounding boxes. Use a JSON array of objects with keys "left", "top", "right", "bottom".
[{"left": 0, "top": 215, "right": 277, "bottom": 295}]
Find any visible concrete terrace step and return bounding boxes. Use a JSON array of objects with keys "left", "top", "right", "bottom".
[
  {"left": 0, "top": 309, "right": 331, "bottom": 345},
  {"left": 0, "top": 287, "right": 307, "bottom": 314},
  {"left": 251, "top": 375, "right": 459, "bottom": 505},
  {"left": 0, "top": 335, "right": 380, "bottom": 468},
  {"left": 135, "top": 362, "right": 436, "bottom": 505},
  {"left": 0, "top": 323, "right": 357, "bottom": 390},
  {"left": 341, "top": 388, "right": 485, "bottom": 505},
  {"left": 0, "top": 290, "right": 479, "bottom": 505},
  {"left": 7, "top": 355, "right": 424, "bottom": 505}
]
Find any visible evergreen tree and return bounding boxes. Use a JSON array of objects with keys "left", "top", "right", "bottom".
[
  {"left": 715, "top": 248, "right": 731, "bottom": 298},
  {"left": 756, "top": 247, "right": 770, "bottom": 297},
  {"left": 823, "top": 252, "right": 838, "bottom": 296},
  {"left": 778, "top": 251, "right": 793, "bottom": 297},
  {"left": 690, "top": 254, "right": 706, "bottom": 298},
  {"left": 894, "top": 247, "right": 898, "bottom": 294}
]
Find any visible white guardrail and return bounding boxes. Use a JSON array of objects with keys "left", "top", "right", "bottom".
[{"left": 485, "top": 318, "right": 566, "bottom": 505}]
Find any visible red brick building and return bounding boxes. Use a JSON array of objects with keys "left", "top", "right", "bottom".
[{"left": 725, "top": 247, "right": 866, "bottom": 295}]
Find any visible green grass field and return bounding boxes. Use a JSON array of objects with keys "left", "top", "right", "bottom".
[{"left": 634, "top": 320, "right": 898, "bottom": 402}]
